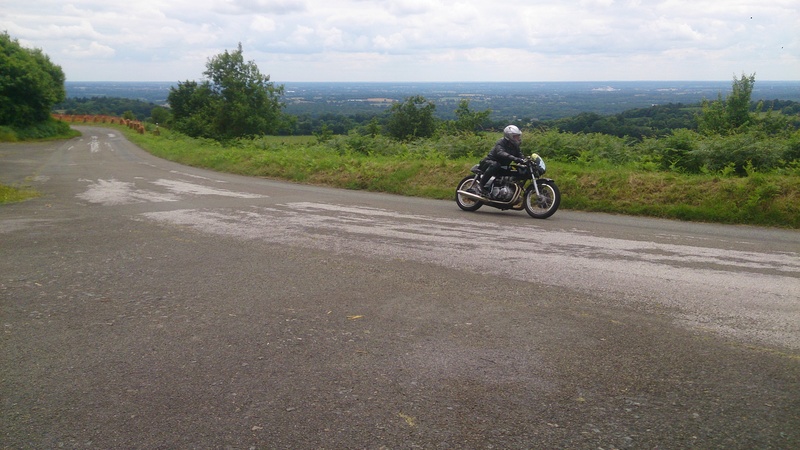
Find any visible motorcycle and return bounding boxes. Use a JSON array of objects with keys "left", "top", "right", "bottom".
[{"left": 455, "top": 153, "right": 561, "bottom": 219}]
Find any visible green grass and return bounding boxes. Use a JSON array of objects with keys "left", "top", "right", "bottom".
[
  {"left": 112, "top": 125, "right": 800, "bottom": 229},
  {"left": 0, "top": 184, "right": 40, "bottom": 204},
  {"left": 553, "top": 165, "right": 799, "bottom": 226}
]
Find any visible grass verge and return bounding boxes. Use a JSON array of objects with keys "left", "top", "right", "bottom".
[{"left": 111, "top": 126, "right": 800, "bottom": 229}]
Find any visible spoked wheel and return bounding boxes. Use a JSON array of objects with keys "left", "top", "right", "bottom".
[
  {"left": 455, "top": 176, "right": 483, "bottom": 212},
  {"left": 524, "top": 180, "right": 560, "bottom": 219}
]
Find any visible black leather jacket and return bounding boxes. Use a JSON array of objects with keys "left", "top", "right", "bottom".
[{"left": 486, "top": 137, "right": 524, "bottom": 164}]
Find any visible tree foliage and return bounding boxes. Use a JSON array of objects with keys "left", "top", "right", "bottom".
[
  {"left": 150, "top": 106, "right": 171, "bottom": 125},
  {"left": 168, "top": 43, "right": 286, "bottom": 141},
  {"left": 453, "top": 99, "right": 492, "bottom": 133},
  {"left": 386, "top": 95, "right": 437, "bottom": 140},
  {"left": 0, "top": 32, "right": 66, "bottom": 127},
  {"left": 698, "top": 73, "right": 756, "bottom": 135},
  {"left": 547, "top": 104, "right": 701, "bottom": 139}
]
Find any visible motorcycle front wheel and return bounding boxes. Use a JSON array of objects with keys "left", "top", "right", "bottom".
[
  {"left": 524, "top": 180, "right": 560, "bottom": 219},
  {"left": 455, "top": 176, "right": 483, "bottom": 212}
]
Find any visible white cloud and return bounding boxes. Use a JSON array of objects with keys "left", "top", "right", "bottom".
[
  {"left": 0, "top": 0, "right": 797, "bottom": 81},
  {"left": 220, "top": 0, "right": 306, "bottom": 15},
  {"left": 251, "top": 16, "right": 277, "bottom": 32},
  {"left": 63, "top": 41, "right": 116, "bottom": 58}
]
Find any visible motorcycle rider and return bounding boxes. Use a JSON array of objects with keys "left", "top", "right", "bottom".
[{"left": 472, "top": 125, "right": 526, "bottom": 196}]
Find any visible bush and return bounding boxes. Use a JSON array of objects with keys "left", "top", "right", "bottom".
[
  {"left": 527, "top": 129, "right": 582, "bottom": 161},
  {"left": 658, "top": 129, "right": 700, "bottom": 172},
  {"left": 524, "top": 129, "right": 636, "bottom": 165},
  {"left": 2, "top": 118, "right": 76, "bottom": 141},
  {"left": 0, "top": 126, "right": 18, "bottom": 142},
  {"left": 784, "top": 131, "right": 800, "bottom": 162},
  {"left": 325, "top": 132, "right": 407, "bottom": 157},
  {"left": 433, "top": 132, "right": 494, "bottom": 159},
  {"left": 691, "top": 132, "right": 786, "bottom": 175}
]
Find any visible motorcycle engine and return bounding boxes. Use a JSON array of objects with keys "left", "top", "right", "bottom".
[{"left": 490, "top": 183, "right": 515, "bottom": 201}]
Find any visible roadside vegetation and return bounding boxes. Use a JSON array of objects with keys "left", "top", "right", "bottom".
[
  {"left": 0, "top": 184, "right": 40, "bottom": 204},
  {"left": 2, "top": 36, "right": 798, "bottom": 227},
  {"left": 115, "top": 121, "right": 799, "bottom": 228},
  {"left": 0, "top": 32, "right": 77, "bottom": 142},
  {"left": 0, "top": 32, "right": 76, "bottom": 204}
]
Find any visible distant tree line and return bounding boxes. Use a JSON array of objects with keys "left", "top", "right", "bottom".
[
  {"left": 51, "top": 92, "right": 800, "bottom": 141},
  {"left": 54, "top": 96, "right": 167, "bottom": 122},
  {"left": 6, "top": 34, "right": 796, "bottom": 148},
  {"left": 53, "top": 80, "right": 800, "bottom": 143},
  {"left": 544, "top": 104, "right": 700, "bottom": 139}
]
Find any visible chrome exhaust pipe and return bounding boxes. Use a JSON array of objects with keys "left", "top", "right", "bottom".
[{"left": 457, "top": 189, "right": 484, "bottom": 201}]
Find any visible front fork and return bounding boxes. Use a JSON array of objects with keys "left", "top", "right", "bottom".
[{"left": 530, "top": 177, "right": 542, "bottom": 196}]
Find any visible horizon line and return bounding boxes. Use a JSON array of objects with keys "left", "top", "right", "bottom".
[{"left": 65, "top": 79, "right": 800, "bottom": 84}]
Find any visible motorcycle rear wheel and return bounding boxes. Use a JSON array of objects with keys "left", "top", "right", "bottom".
[
  {"left": 524, "top": 180, "right": 560, "bottom": 219},
  {"left": 455, "top": 176, "right": 483, "bottom": 212}
]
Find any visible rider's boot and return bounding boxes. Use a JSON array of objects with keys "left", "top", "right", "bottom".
[{"left": 468, "top": 177, "right": 485, "bottom": 196}]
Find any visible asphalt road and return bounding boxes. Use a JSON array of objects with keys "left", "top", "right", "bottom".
[{"left": 2, "top": 127, "right": 799, "bottom": 449}]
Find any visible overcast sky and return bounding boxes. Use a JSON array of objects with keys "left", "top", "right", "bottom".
[{"left": 2, "top": 0, "right": 798, "bottom": 82}]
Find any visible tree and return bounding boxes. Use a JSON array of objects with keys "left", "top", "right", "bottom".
[
  {"left": 453, "top": 99, "right": 491, "bottom": 133},
  {"left": 168, "top": 80, "right": 216, "bottom": 138},
  {"left": 0, "top": 32, "right": 66, "bottom": 127},
  {"left": 726, "top": 73, "right": 755, "bottom": 129},
  {"left": 168, "top": 43, "right": 286, "bottom": 140},
  {"left": 386, "top": 95, "right": 437, "bottom": 140},
  {"left": 149, "top": 106, "right": 171, "bottom": 126},
  {"left": 698, "top": 73, "right": 756, "bottom": 135},
  {"left": 314, "top": 123, "right": 334, "bottom": 143},
  {"left": 366, "top": 117, "right": 381, "bottom": 137}
]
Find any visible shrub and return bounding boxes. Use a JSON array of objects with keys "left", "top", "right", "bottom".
[
  {"left": 9, "top": 119, "right": 75, "bottom": 140},
  {"left": 524, "top": 129, "right": 638, "bottom": 165},
  {"left": 0, "top": 126, "right": 17, "bottom": 142},
  {"left": 784, "top": 131, "right": 800, "bottom": 162},
  {"left": 325, "top": 132, "right": 407, "bottom": 157},
  {"left": 433, "top": 132, "right": 494, "bottom": 159},
  {"left": 692, "top": 132, "right": 785, "bottom": 175},
  {"left": 527, "top": 129, "right": 582, "bottom": 161},
  {"left": 658, "top": 129, "right": 700, "bottom": 171}
]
